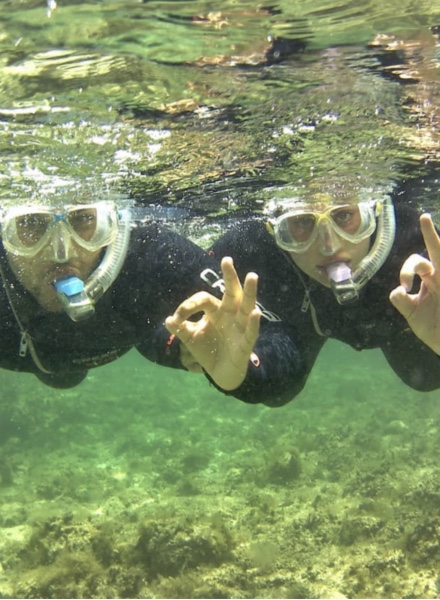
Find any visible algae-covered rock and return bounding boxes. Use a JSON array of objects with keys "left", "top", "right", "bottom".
[
  {"left": 134, "top": 517, "right": 232, "bottom": 577},
  {"left": 266, "top": 447, "right": 302, "bottom": 485}
]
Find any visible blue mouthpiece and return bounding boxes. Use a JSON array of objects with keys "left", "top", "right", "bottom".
[
  {"left": 54, "top": 276, "right": 85, "bottom": 298},
  {"left": 53, "top": 276, "right": 95, "bottom": 322}
]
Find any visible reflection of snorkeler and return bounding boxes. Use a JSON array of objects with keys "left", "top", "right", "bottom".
[
  {"left": 166, "top": 181, "right": 440, "bottom": 407},
  {"left": 369, "top": 27, "right": 440, "bottom": 159}
]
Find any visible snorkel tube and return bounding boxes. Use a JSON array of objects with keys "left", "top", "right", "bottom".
[
  {"left": 327, "top": 197, "right": 396, "bottom": 304},
  {"left": 54, "top": 209, "right": 131, "bottom": 321}
]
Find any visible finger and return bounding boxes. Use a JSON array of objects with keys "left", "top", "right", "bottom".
[
  {"left": 399, "top": 254, "right": 434, "bottom": 291},
  {"left": 165, "top": 316, "right": 197, "bottom": 344},
  {"left": 236, "top": 272, "right": 259, "bottom": 329},
  {"left": 165, "top": 314, "right": 180, "bottom": 335},
  {"left": 243, "top": 308, "right": 261, "bottom": 349},
  {"left": 242, "top": 272, "right": 258, "bottom": 312},
  {"left": 231, "top": 310, "right": 261, "bottom": 376},
  {"left": 220, "top": 256, "right": 243, "bottom": 313},
  {"left": 389, "top": 285, "right": 416, "bottom": 321},
  {"left": 169, "top": 291, "right": 221, "bottom": 324},
  {"left": 420, "top": 213, "right": 440, "bottom": 268},
  {"left": 180, "top": 346, "right": 204, "bottom": 373}
]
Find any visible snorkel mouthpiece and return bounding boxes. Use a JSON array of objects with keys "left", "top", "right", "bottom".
[
  {"left": 54, "top": 277, "right": 95, "bottom": 322},
  {"left": 326, "top": 262, "right": 359, "bottom": 305},
  {"left": 327, "top": 261, "right": 352, "bottom": 283}
]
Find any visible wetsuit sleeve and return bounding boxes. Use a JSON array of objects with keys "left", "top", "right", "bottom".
[
  {"left": 205, "top": 320, "right": 323, "bottom": 407},
  {"left": 208, "top": 223, "right": 325, "bottom": 406},
  {"left": 34, "top": 369, "right": 88, "bottom": 389},
  {"left": 381, "top": 329, "right": 440, "bottom": 391},
  {"left": 137, "top": 321, "right": 184, "bottom": 370}
]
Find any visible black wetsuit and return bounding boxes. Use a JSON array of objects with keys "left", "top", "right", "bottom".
[
  {"left": 0, "top": 221, "right": 220, "bottom": 388},
  {"left": 210, "top": 204, "right": 440, "bottom": 407}
]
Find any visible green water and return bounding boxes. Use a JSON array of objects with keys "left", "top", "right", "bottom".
[
  {"left": 3, "top": 342, "right": 440, "bottom": 598},
  {"left": 1, "top": 1, "right": 440, "bottom": 598}
]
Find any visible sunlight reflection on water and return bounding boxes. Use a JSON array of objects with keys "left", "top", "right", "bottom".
[{"left": 0, "top": 0, "right": 438, "bottom": 223}]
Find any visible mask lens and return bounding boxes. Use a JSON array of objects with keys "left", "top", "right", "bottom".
[
  {"left": 284, "top": 213, "right": 317, "bottom": 243},
  {"left": 67, "top": 207, "right": 98, "bottom": 242},
  {"left": 329, "top": 206, "right": 362, "bottom": 236},
  {"left": 15, "top": 213, "right": 54, "bottom": 248},
  {"left": 274, "top": 212, "right": 318, "bottom": 252},
  {"left": 66, "top": 203, "right": 118, "bottom": 249}
]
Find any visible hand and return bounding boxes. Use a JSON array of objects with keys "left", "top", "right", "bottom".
[
  {"left": 165, "top": 257, "right": 261, "bottom": 390},
  {"left": 180, "top": 344, "right": 204, "bottom": 374},
  {"left": 390, "top": 213, "right": 440, "bottom": 355}
]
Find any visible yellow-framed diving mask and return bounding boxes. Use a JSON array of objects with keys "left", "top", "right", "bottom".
[{"left": 267, "top": 201, "right": 380, "bottom": 254}]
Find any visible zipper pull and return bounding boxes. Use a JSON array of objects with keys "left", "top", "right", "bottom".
[
  {"left": 301, "top": 290, "right": 311, "bottom": 313},
  {"left": 19, "top": 332, "right": 28, "bottom": 358}
]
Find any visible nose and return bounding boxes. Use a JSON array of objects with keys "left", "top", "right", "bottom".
[
  {"left": 46, "top": 221, "right": 74, "bottom": 263},
  {"left": 317, "top": 221, "right": 342, "bottom": 256}
]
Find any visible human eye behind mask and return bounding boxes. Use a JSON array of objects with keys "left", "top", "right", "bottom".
[
  {"left": 3, "top": 210, "right": 55, "bottom": 256},
  {"left": 67, "top": 208, "right": 98, "bottom": 243},
  {"left": 15, "top": 213, "right": 53, "bottom": 248}
]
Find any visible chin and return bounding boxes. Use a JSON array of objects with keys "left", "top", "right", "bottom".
[
  {"left": 312, "top": 271, "right": 332, "bottom": 288},
  {"left": 35, "top": 290, "right": 63, "bottom": 313},
  {"left": 41, "top": 300, "right": 63, "bottom": 313}
]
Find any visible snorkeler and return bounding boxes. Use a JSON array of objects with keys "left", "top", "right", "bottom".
[
  {"left": 166, "top": 183, "right": 440, "bottom": 407},
  {"left": 0, "top": 195, "right": 259, "bottom": 390}
]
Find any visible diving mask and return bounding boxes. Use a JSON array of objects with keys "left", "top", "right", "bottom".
[
  {"left": 268, "top": 201, "right": 378, "bottom": 254},
  {"left": 1, "top": 201, "right": 119, "bottom": 260}
]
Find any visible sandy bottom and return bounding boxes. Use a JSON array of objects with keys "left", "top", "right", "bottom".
[{"left": 0, "top": 340, "right": 439, "bottom": 599}]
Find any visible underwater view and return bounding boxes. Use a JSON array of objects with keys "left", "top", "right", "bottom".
[{"left": 1, "top": 0, "right": 440, "bottom": 598}]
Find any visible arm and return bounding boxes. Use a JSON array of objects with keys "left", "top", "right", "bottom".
[
  {"left": 381, "top": 328, "right": 440, "bottom": 391},
  {"left": 166, "top": 256, "right": 324, "bottom": 406},
  {"left": 389, "top": 214, "right": 440, "bottom": 356},
  {"left": 219, "top": 319, "right": 323, "bottom": 406},
  {"left": 34, "top": 369, "right": 88, "bottom": 389}
]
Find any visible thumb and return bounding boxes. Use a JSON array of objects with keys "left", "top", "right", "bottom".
[{"left": 389, "top": 286, "right": 415, "bottom": 321}]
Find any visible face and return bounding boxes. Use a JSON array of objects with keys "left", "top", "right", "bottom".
[
  {"left": 2, "top": 203, "right": 118, "bottom": 312},
  {"left": 270, "top": 201, "right": 375, "bottom": 287},
  {"left": 289, "top": 233, "right": 370, "bottom": 287},
  {"left": 7, "top": 243, "right": 101, "bottom": 312}
]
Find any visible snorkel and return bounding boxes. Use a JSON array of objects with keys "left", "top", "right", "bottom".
[
  {"left": 326, "top": 197, "right": 396, "bottom": 304},
  {"left": 53, "top": 208, "right": 131, "bottom": 321}
]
